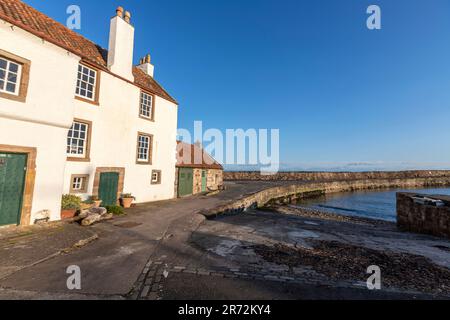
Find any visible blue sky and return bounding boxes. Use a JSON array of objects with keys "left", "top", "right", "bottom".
[{"left": 23, "top": 0, "right": 450, "bottom": 170}]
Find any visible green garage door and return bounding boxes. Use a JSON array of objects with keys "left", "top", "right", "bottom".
[
  {"left": 99, "top": 172, "right": 119, "bottom": 206},
  {"left": 0, "top": 153, "right": 27, "bottom": 226},
  {"left": 178, "top": 168, "right": 193, "bottom": 197}
]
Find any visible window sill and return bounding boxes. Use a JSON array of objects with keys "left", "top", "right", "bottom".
[
  {"left": 67, "top": 157, "right": 91, "bottom": 162},
  {"left": 75, "top": 95, "right": 99, "bottom": 106},
  {"left": 139, "top": 115, "right": 155, "bottom": 122},
  {"left": 136, "top": 160, "right": 152, "bottom": 165},
  {"left": 70, "top": 190, "right": 88, "bottom": 194},
  {"left": 0, "top": 91, "right": 26, "bottom": 103}
]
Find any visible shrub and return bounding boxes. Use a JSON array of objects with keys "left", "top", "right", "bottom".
[
  {"left": 61, "top": 194, "right": 82, "bottom": 210},
  {"left": 83, "top": 195, "right": 100, "bottom": 205},
  {"left": 105, "top": 205, "right": 125, "bottom": 216},
  {"left": 121, "top": 193, "right": 136, "bottom": 200}
]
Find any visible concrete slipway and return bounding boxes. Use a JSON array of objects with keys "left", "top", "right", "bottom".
[{"left": 0, "top": 181, "right": 449, "bottom": 300}]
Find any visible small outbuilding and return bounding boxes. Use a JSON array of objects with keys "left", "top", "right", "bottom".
[{"left": 175, "top": 142, "right": 224, "bottom": 197}]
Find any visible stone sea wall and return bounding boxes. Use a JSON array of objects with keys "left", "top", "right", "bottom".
[
  {"left": 202, "top": 176, "right": 450, "bottom": 219},
  {"left": 397, "top": 193, "right": 450, "bottom": 239},
  {"left": 224, "top": 170, "right": 450, "bottom": 182}
]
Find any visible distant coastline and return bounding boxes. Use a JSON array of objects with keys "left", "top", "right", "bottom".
[
  {"left": 223, "top": 170, "right": 450, "bottom": 182},
  {"left": 224, "top": 163, "right": 450, "bottom": 173}
]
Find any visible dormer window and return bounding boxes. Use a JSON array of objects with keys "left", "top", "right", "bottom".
[
  {"left": 75, "top": 64, "right": 99, "bottom": 104},
  {"left": 139, "top": 91, "right": 155, "bottom": 121}
]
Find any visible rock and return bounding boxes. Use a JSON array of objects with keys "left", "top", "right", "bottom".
[
  {"left": 79, "top": 207, "right": 111, "bottom": 226},
  {"left": 72, "top": 215, "right": 84, "bottom": 223},
  {"left": 78, "top": 209, "right": 90, "bottom": 219},
  {"left": 100, "top": 213, "right": 114, "bottom": 221},
  {"left": 74, "top": 235, "right": 99, "bottom": 248},
  {"left": 35, "top": 210, "right": 51, "bottom": 221},
  {"left": 89, "top": 207, "right": 107, "bottom": 215},
  {"left": 81, "top": 213, "right": 102, "bottom": 226}
]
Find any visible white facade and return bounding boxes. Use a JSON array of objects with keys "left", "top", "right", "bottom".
[
  {"left": 0, "top": 18, "right": 79, "bottom": 223},
  {"left": 0, "top": 6, "right": 178, "bottom": 226},
  {"left": 64, "top": 72, "right": 179, "bottom": 202}
]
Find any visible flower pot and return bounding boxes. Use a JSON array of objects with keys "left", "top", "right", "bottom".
[
  {"left": 93, "top": 200, "right": 102, "bottom": 207},
  {"left": 61, "top": 209, "right": 77, "bottom": 220},
  {"left": 121, "top": 198, "right": 134, "bottom": 208}
]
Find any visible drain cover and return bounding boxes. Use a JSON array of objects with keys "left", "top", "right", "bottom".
[{"left": 114, "top": 222, "right": 142, "bottom": 229}]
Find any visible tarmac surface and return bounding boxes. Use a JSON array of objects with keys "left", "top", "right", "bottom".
[{"left": 0, "top": 181, "right": 449, "bottom": 300}]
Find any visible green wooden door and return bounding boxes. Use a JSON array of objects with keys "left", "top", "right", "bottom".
[
  {"left": 201, "top": 170, "right": 207, "bottom": 192},
  {"left": 98, "top": 172, "right": 119, "bottom": 206},
  {"left": 0, "top": 153, "right": 27, "bottom": 226},
  {"left": 178, "top": 168, "right": 193, "bottom": 197}
]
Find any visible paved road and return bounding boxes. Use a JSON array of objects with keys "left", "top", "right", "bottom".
[
  {"left": 0, "top": 181, "right": 447, "bottom": 300},
  {"left": 0, "top": 182, "right": 274, "bottom": 299}
]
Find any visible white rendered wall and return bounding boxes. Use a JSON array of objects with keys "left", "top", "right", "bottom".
[
  {"left": 0, "top": 20, "right": 79, "bottom": 223},
  {"left": 1, "top": 18, "right": 179, "bottom": 219},
  {"left": 63, "top": 71, "right": 179, "bottom": 203},
  {"left": 0, "top": 118, "right": 68, "bottom": 222}
]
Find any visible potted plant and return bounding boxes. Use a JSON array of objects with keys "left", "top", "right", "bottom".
[
  {"left": 61, "top": 194, "right": 82, "bottom": 219},
  {"left": 90, "top": 195, "right": 102, "bottom": 207},
  {"left": 120, "top": 193, "right": 136, "bottom": 208}
]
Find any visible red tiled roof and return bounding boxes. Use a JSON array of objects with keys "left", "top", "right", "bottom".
[
  {"left": 0, "top": 0, "right": 177, "bottom": 103},
  {"left": 177, "top": 141, "right": 223, "bottom": 170}
]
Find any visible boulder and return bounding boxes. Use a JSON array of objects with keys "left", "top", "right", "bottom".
[
  {"left": 81, "top": 213, "right": 102, "bottom": 226},
  {"left": 100, "top": 213, "right": 114, "bottom": 221},
  {"left": 78, "top": 207, "right": 112, "bottom": 226},
  {"left": 89, "top": 207, "right": 107, "bottom": 215},
  {"left": 78, "top": 209, "right": 90, "bottom": 219}
]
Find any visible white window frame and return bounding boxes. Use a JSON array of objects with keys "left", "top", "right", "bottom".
[
  {"left": 67, "top": 121, "right": 89, "bottom": 158},
  {"left": 0, "top": 57, "right": 22, "bottom": 96},
  {"left": 151, "top": 170, "right": 161, "bottom": 184},
  {"left": 70, "top": 174, "right": 90, "bottom": 193},
  {"left": 139, "top": 91, "right": 154, "bottom": 119},
  {"left": 75, "top": 64, "right": 97, "bottom": 101},
  {"left": 137, "top": 134, "right": 151, "bottom": 163},
  {"left": 72, "top": 177, "right": 84, "bottom": 191}
]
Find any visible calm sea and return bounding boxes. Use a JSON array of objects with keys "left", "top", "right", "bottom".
[{"left": 296, "top": 188, "right": 450, "bottom": 222}]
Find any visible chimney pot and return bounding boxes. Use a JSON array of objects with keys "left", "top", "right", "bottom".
[
  {"left": 124, "top": 11, "right": 131, "bottom": 23},
  {"left": 116, "top": 6, "right": 124, "bottom": 17},
  {"left": 137, "top": 54, "right": 155, "bottom": 77}
]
